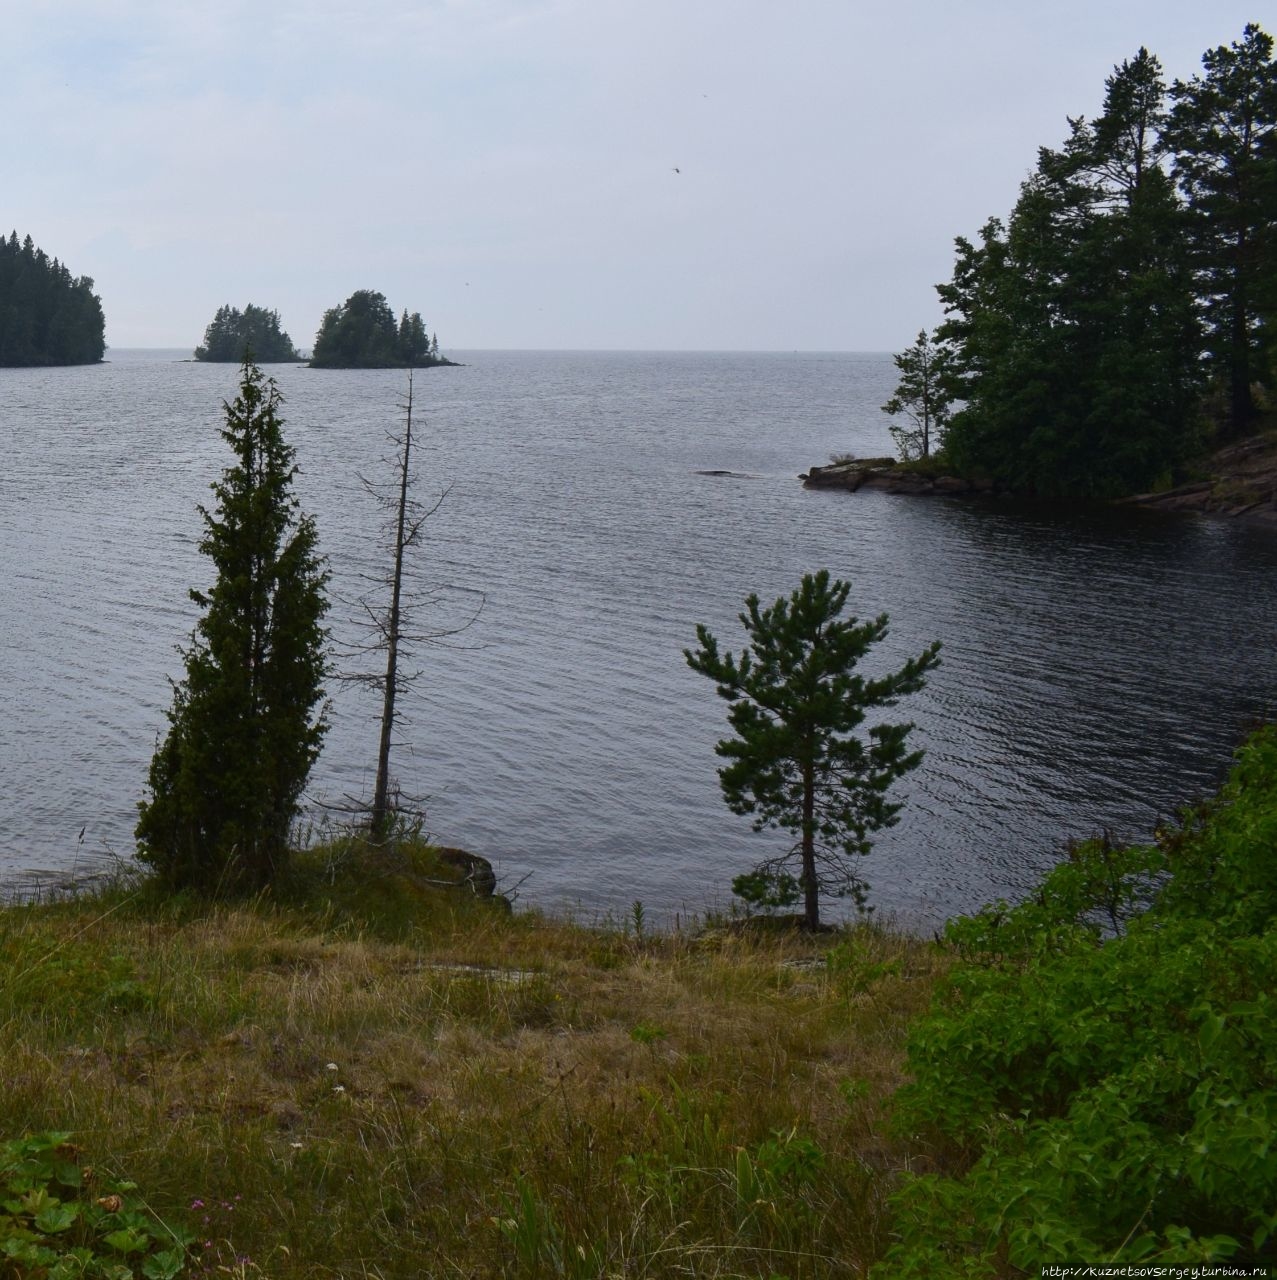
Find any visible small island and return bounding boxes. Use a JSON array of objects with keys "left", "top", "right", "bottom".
[
  {"left": 193, "top": 304, "right": 302, "bottom": 363},
  {"left": 309, "top": 289, "right": 455, "bottom": 369},
  {"left": 0, "top": 231, "right": 105, "bottom": 366}
]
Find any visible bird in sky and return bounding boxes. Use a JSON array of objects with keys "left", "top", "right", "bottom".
[{"left": 672, "top": 167, "right": 680, "bottom": 174}]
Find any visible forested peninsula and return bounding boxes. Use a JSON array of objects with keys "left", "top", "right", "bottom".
[
  {"left": 848, "top": 23, "right": 1276, "bottom": 502},
  {"left": 0, "top": 232, "right": 105, "bottom": 366}
]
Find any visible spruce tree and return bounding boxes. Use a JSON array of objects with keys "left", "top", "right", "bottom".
[
  {"left": 137, "top": 361, "right": 329, "bottom": 894},
  {"left": 397, "top": 309, "right": 430, "bottom": 365},
  {"left": 686, "top": 572, "right": 939, "bottom": 929}
]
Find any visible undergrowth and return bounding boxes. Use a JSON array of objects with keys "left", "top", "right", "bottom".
[
  {"left": 8, "top": 725, "right": 1276, "bottom": 1280},
  {"left": 873, "top": 727, "right": 1277, "bottom": 1276}
]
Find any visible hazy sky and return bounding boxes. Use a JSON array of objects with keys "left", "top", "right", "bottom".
[{"left": 3, "top": 1, "right": 1266, "bottom": 351}]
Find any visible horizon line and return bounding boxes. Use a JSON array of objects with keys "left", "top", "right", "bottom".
[{"left": 103, "top": 345, "right": 897, "bottom": 356}]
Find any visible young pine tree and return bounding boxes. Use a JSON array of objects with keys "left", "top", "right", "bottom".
[
  {"left": 137, "top": 361, "right": 330, "bottom": 894},
  {"left": 882, "top": 329, "right": 953, "bottom": 460},
  {"left": 686, "top": 571, "right": 940, "bottom": 929}
]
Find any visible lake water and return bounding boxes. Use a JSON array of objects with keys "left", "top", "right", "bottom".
[{"left": 3, "top": 349, "right": 1276, "bottom": 926}]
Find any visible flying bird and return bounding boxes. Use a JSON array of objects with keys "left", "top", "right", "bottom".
[{"left": 672, "top": 167, "right": 680, "bottom": 174}]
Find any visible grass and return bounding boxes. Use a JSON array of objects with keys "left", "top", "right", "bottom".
[{"left": 0, "top": 841, "right": 950, "bottom": 1278}]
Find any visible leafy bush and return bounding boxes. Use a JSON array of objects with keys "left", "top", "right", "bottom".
[{"left": 874, "top": 727, "right": 1277, "bottom": 1276}]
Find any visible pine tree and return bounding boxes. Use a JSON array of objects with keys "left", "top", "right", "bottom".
[
  {"left": 686, "top": 571, "right": 939, "bottom": 929},
  {"left": 935, "top": 214, "right": 1049, "bottom": 487},
  {"left": 939, "top": 48, "right": 1202, "bottom": 495},
  {"left": 882, "top": 329, "right": 953, "bottom": 460},
  {"left": 1048, "top": 48, "right": 1203, "bottom": 485},
  {"left": 1168, "top": 23, "right": 1277, "bottom": 434},
  {"left": 136, "top": 361, "right": 330, "bottom": 894}
]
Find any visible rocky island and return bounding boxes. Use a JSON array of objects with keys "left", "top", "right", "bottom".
[{"left": 801, "top": 456, "right": 994, "bottom": 497}]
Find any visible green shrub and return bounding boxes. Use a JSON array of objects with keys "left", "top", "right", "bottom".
[{"left": 874, "top": 727, "right": 1277, "bottom": 1276}]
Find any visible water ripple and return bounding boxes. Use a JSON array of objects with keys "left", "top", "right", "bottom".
[{"left": 3, "top": 350, "right": 1277, "bottom": 926}]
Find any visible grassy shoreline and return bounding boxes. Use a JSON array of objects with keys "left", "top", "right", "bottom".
[
  {"left": 0, "top": 844, "right": 950, "bottom": 1278},
  {"left": 8, "top": 725, "right": 1276, "bottom": 1279}
]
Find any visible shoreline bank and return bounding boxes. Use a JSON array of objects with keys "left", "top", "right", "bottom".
[{"left": 802, "top": 425, "right": 1277, "bottom": 524}]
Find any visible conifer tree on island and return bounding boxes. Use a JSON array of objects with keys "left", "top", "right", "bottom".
[
  {"left": 194, "top": 303, "right": 302, "bottom": 363},
  {"left": 686, "top": 571, "right": 940, "bottom": 930},
  {"left": 310, "top": 289, "right": 449, "bottom": 369},
  {"left": 136, "top": 361, "right": 330, "bottom": 895}
]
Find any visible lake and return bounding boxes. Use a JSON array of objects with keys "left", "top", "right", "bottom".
[{"left": 3, "top": 348, "right": 1276, "bottom": 926}]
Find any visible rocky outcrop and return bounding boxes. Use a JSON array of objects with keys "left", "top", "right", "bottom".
[
  {"left": 435, "top": 846, "right": 499, "bottom": 897},
  {"left": 1122, "top": 433, "right": 1277, "bottom": 525},
  {"left": 804, "top": 429, "right": 1277, "bottom": 525},
  {"left": 801, "top": 458, "right": 994, "bottom": 496}
]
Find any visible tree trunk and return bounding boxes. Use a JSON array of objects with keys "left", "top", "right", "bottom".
[
  {"left": 371, "top": 371, "right": 414, "bottom": 838},
  {"left": 801, "top": 759, "right": 819, "bottom": 930},
  {"left": 1229, "top": 231, "right": 1253, "bottom": 436}
]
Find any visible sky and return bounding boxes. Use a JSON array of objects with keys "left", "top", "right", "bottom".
[{"left": 2, "top": 1, "right": 1268, "bottom": 352}]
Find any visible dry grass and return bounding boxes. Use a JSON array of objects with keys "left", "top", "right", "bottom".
[{"left": 0, "top": 852, "right": 949, "bottom": 1278}]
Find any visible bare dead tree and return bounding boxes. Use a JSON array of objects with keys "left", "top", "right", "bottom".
[
  {"left": 369, "top": 370, "right": 421, "bottom": 834},
  {"left": 335, "top": 370, "right": 482, "bottom": 840}
]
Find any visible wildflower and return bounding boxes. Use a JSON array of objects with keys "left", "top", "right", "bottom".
[
  {"left": 190, "top": 1198, "right": 205, "bottom": 1210},
  {"left": 333, "top": 1084, "right": 346, "bottom": 1094},
  {"left": 290, "top": 1141, "right": 303, "bottom": 1150},
  {"left": 325, "top": 1062, "right": 338, "bottom": 1072},
  {"left": 96, "top": 1195, "right": 123, "bottom": 1213}
]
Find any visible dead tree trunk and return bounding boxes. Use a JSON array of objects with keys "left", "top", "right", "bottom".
[{"left": 370, "top": 370, "right": 415, "bottom": 838}]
